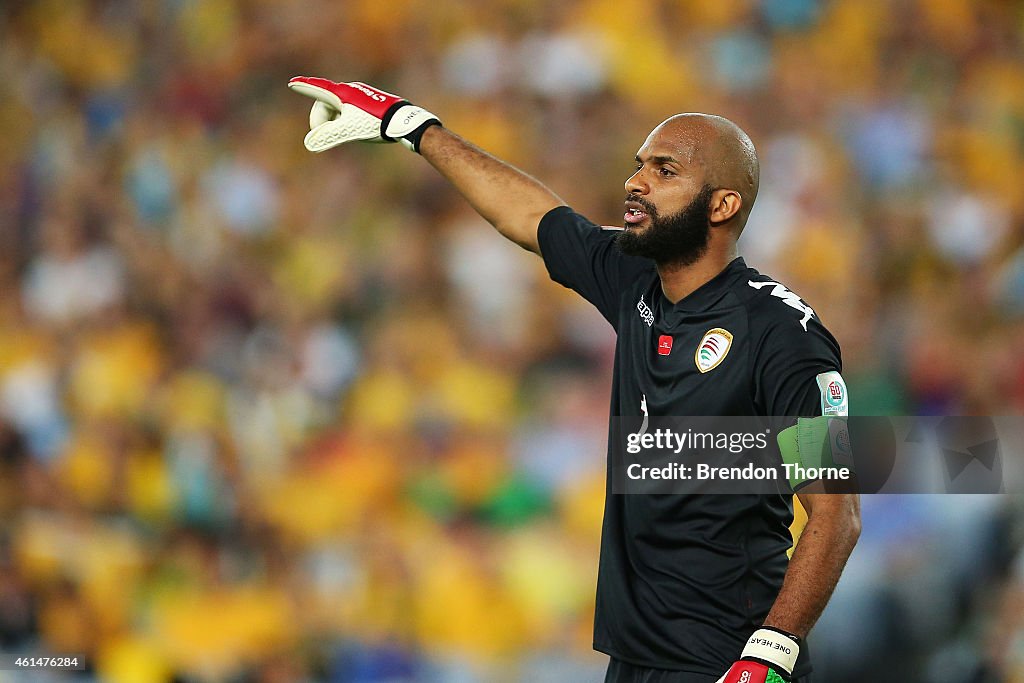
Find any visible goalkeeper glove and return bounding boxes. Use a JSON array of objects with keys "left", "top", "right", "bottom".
[
  {"left": 716, "top": 627, "right": 801, "bottom": 683},
  {"left": 287, "top": 76, "right": 441, "bottom": 153}
]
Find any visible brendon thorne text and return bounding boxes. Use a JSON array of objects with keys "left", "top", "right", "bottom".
[{"left": 625, "top": 461, "right": 850, "bottom": 483}]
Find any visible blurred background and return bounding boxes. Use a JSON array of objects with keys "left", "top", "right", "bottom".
[{"left": 1, "top": 0, "right": 1024, "bottom": 681}]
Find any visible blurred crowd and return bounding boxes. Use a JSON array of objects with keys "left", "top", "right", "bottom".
[{"left": 2, "top": 0, "right": 1024, "bottom": 681}]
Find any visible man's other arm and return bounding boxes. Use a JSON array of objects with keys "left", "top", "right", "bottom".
[{"left": 764, "top": 491, "right": 861, "bottom": 637}]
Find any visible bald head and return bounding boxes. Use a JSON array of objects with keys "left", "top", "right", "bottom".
[{"left": 646, "top": 113, "right": 760, "bottom": 230}]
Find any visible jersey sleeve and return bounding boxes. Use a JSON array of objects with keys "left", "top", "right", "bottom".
[
  {"left": 752, "top": 314, "right": 844, "bottom": 418},
  {"left": 537, "top": 206, "right": 653, "bottom": 329}
]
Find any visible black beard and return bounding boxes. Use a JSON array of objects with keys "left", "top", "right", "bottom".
[{"left": 615, "top": 184, "right": 714, "bottom": 267}]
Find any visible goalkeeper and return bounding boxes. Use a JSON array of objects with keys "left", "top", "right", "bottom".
[{"left": 288, "top": 77, "right": 861, "bottom": 683}]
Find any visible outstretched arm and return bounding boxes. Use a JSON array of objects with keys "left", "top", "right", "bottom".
[
  {"left": 417, "top": 126, "right": 565, "bottom": 254},
  {"left": 288, "top": 76, "right": 565, "bottom": 254}
]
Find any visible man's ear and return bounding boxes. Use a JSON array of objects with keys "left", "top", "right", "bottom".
[{"left": 709, "top": 189, "right": 742, "bottom": 225}]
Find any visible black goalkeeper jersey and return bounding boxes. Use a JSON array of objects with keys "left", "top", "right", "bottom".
[{"left": 537, "top": 206, "right": 843, "bottom": 678}]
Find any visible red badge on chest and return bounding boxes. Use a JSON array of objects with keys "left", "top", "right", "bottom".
[{"left": 657, "top": 335, "right": 673, "bottom": 356}]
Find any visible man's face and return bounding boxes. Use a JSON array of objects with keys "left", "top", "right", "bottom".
[
  {"left": 617, "top": 127, "right": 713, "bottom": 265},
  {"left": 616, "top": 184, "right": 714, "bottom": 265}
]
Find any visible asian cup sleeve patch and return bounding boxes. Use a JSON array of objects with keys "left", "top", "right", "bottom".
[{"left": 816, "top": 371, "right": 848, "bottom": 416}]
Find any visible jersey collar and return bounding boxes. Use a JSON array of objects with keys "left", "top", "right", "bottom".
[{"left": 660, "top": 257, "right": 747, "bottom": 314}]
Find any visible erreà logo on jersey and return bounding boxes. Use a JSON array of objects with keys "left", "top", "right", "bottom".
[
  {"left": 636, "top": 294, "right": 654, "bottom": 327},
  {"left": 695, "top": 328, "right": 733, "bottom": 373}
]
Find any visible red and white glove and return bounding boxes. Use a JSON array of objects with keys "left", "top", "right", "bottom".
[
  {"left": 715, "top": 627, "right": 801, "bottom": 683},
  {"left": 287, "top": 77, "right": 441, "bottom": 153}
]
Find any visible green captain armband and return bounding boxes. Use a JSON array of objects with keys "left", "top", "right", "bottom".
[{"left": 776, "top": 416, "right": 853, "bottom": 490}]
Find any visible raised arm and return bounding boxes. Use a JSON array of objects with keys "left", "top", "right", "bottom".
[
  {"left": 287, "top": 76, "right": 564, "bottom": 254},
  {"left": 417, "top": 126, "right": 563, "bottom": 253}
]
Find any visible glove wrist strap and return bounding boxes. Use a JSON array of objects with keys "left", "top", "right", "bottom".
[
  {"left": 399, "top": 119, "right": 442, "bottom": 153},
  {"left": 382, "top": 103, "right": 442, "bottom": 153},
  {"left": 740, "top": 627, "right": 800, "bottom": 678}
]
